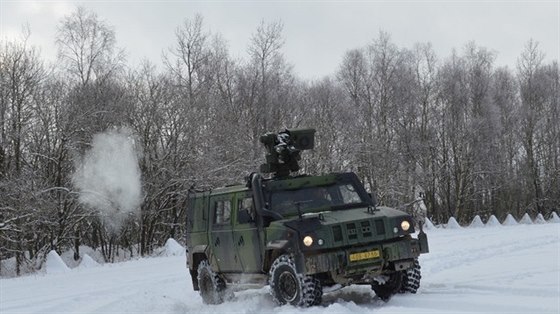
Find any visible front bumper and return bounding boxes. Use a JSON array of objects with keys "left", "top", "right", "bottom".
[{"left": 303, "top": 234, "right": 428, "bottom": 277}]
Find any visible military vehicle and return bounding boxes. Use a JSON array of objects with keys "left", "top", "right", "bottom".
[{"left": 185, "top": 129, "right": 429, "bottom": 306}]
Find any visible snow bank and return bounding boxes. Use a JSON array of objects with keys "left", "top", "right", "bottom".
[
  {"left": 446, "top": 217, "right": 461, "bottom": 229},
  {"left": 45, "top": 250, "right": 70, "bottom": 274},
  {"left": 485, "top": 215, "right": 501, "bottom": 227},
  {"left": 502, "top": 214, "right": 518, "bottom": 226},
  {"left": 534, "top": 213, "right": 546, "bottom": 224},
  {"left": 78, "top": 254, "right": 100, "bottom": 268},
  {"left": 423, "top": 218, "right": 436, "bottom": 230},
  {"left": 549, "top": 211, "right": 560, "bottom": 223},
  {"left": 469, "top": 215, "right": 484, "bottom": 228},
  {"left": 519, "top": 213, "right": 533, "bottom": 224}
]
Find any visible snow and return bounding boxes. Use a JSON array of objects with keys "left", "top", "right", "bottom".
[
  {"left": 485, "top": 215, "right": 502, "bottom": 227},
  {"left": 469, "top": 215, "right": 484, "bottom": 228},
  {"left": 157, "top": 238, "right": 186, "bottom": 257},
  {"left": 44, "top": 250, "right": 70, "bottom": 274},
  {"left": 60, "top": 245, "right": 105, "bottom": 269},
  {"left": 445, "top": 216, "right": 461, "bottom": 229},
  {"left": 534, "top": 213, "right": 546, "bottom": 224},
  {"left": 2, "top": 224, "right": 559, "bottom": 314},
  {"left": 520, "top": 213, "right": 533, "bottom": 224},
  {"left": 78, "top": 254, "right": 100, "bottom": 268},
  {"left": 502, "top": 214, "right": 518, "bottom": 226},
  {"left": 72, "top": 128, "right": 143, "bottom": 231},
  {"left": 550, "top": 212, "right": 560, "bottom": 223},
  {"left": 423, "top": 217, "right": 436, "bottom": 230}
]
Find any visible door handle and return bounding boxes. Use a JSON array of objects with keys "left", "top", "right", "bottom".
[
  {"left": 238, "top": 236, "right": 244, "bottom": 246},
  {"left": 214, "top": 237, "right": 220, "bottom": 247}
]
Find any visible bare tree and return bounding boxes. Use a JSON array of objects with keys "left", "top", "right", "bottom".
[
  {"left": 491, "top": 66, "right": 522, "bottom": 216},
  {"left": 517, "top": 40, "right": 546, "bottom": 214},
  {"left": 0, "top": 29, "right": 45, "bottom": 175},
  {"left": 410, "top": 43, "right": 440, "bottom": 220},
  {"left": 247, "top": 20, "right": 288, "bottom": 134},
  {"left": 56, "top": 6, "right": 124, "bottom": 86},
  {"left": 165, "top": 14, "right": 212, "bottom": 103}
]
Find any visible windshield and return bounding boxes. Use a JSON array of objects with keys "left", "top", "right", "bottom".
[{"left": 268, "top": 182, "right": 366, "bottom": 216}]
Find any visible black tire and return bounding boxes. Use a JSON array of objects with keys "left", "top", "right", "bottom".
[
  {"left": 372, "top": 258, "right": 422, "bottom": 300},
  {"left": 268, "top": 254, "right": 322, "bottom": 307},
  {"left": 197, "top": 260, "right": 227, "bottom": 304},
  {"left": 372, "top": 271, "right": 403, "bottom": 301},
  {"left": 399, "top": 258, "right": 421, "bottom": 294}
]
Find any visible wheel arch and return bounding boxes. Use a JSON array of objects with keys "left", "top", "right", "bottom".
[
  {"left": 264, "top": 248, "right": 287, "bottom": 272},
  {"left": 189, "top": 246, "right": 209, "bottom": 291}
]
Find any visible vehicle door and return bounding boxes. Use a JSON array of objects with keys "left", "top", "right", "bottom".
[
  {"left": 209, "top": 195, "right": 240, "bottom": 272},
  {"left": 232, "top": 192, "right": 263, "bottom": 273}
]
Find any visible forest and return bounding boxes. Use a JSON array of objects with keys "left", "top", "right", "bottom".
[{"left": 1, "top": 7, "right": 558, "bottom": 275}]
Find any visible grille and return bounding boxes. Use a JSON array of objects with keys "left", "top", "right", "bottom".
[
  {"left": 347, "top": 223, "right": 358, "bottom": 240},
  {"left": 332, "top": 225, "right": 343, "bottom": 242},
  {"left": 375, "top": 219, "right": 385, "bottom": 235}
]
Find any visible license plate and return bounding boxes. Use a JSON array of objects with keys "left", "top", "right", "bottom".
[{"left": 349, "top": 250, "right": 380, "bottom": 262}]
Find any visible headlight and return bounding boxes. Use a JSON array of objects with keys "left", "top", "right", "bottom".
[
  {"left": 303, "top": 236, "right": 313, "bottom": 246},
  {"left": 401, "top": 220, "right": 411, "bottom": 231}
]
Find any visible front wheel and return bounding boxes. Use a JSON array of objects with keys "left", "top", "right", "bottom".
[
  {"left": 268, "top": 254, "right": 322, "bottom": 307},
  {"left": 372, "top": 271, "right": 403, "bottom": 301},
  {"left": 197, "top": 260, "right": 227, "bottom": 304},
  {"left": 372, "top": 258, "right": 422, "bottom": 301},
  {"left": 399, "top": 258, "right": 421, "bottom": 293}
]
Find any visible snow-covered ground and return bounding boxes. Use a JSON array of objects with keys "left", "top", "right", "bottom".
[{"left": 1, "top": 223, "right": 559, "bottom": 314}]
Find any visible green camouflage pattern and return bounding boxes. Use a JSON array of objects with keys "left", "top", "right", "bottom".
[{"left": 185, "top": 171, "right": 429, "bottom": 291}]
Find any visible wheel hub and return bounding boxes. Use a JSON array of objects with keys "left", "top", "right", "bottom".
[{"left": 278, "top": 271, "right": 298, "bottom": 302}]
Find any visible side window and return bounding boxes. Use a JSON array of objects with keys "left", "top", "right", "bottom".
[
  {"left": 214, "top": 201, "right": 224, "bottom": 224},
  {"left": 223, "top": 200, "right": 231, "bottom": 223},
  {"left": 237, "top": 196, "right": 256, "bottom": 224},
  {"left": 243, "top": 198, "right": 254, "bottom": 215},
  {"left": 214, "top": 200, "right": 232, "bottom": 225}
]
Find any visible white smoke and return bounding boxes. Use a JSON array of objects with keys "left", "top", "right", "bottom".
[{"left": 73, "top": 128, "right": 143, "bottom": 231}]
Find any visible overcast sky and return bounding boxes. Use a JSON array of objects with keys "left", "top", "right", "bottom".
[{"left": 1, "top": 1, "right": 559, "bottom": 80}]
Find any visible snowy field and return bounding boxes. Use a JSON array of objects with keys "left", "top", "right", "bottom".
[{"left": 1, "top": 223, "right": 559, "bottom": 314}]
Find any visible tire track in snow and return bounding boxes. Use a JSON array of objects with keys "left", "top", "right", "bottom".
[{"left": 1, "top": 224, "right": 558, "bottom": 313}]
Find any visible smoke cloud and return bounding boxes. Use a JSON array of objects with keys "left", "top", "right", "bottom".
[{"left": 73, "top": 128, "right": 143, "bottom": 231}]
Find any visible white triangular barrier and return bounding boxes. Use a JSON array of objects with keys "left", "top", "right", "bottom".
[
  {"left": 78, "top": 254, "right": 100, "bottom": 268},
  {"left": 502, "top": 214, "right": 518, "bottom": 226},
  {"left": 549, "top": 212, "right": 560, "bottom": 223},
  {"left": 485, "top": 215, "right": 501, "bottom": 227},
  {"left": 469, "top": 215, "right": 484, "bottom": 228},
  {"left": 45, "top": 250, "right": 70, "bottom": 274},
  {"left": 534, "top": 213, "right": 546, "bottom": 224},
  {"left": 423, "top": 218, "right": 436, "bottom": 230},
  {"left": 162, "top": 238, "right": 185, "bottom": 256},
  {"left": 446, "top": 217, "right": 461, "bottom": 229},
  {"left": 519, "top": 213, "right": 533, "bottom": 224}
]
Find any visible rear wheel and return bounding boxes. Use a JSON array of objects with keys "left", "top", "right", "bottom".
[
  {"left": 269, "top": 254, "right": 322, "bottom": 306},
  {"left": 197, "top": 260, "right": 227, "bottom": 304}
]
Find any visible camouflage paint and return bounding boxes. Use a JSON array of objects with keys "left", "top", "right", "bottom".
[{"left": 185, "top": 171, "right": 429, "bottom": 290}]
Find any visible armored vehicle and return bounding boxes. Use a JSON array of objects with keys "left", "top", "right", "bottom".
[{"left": 185, "top": 129, "right": 429, "bottom": 306}]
